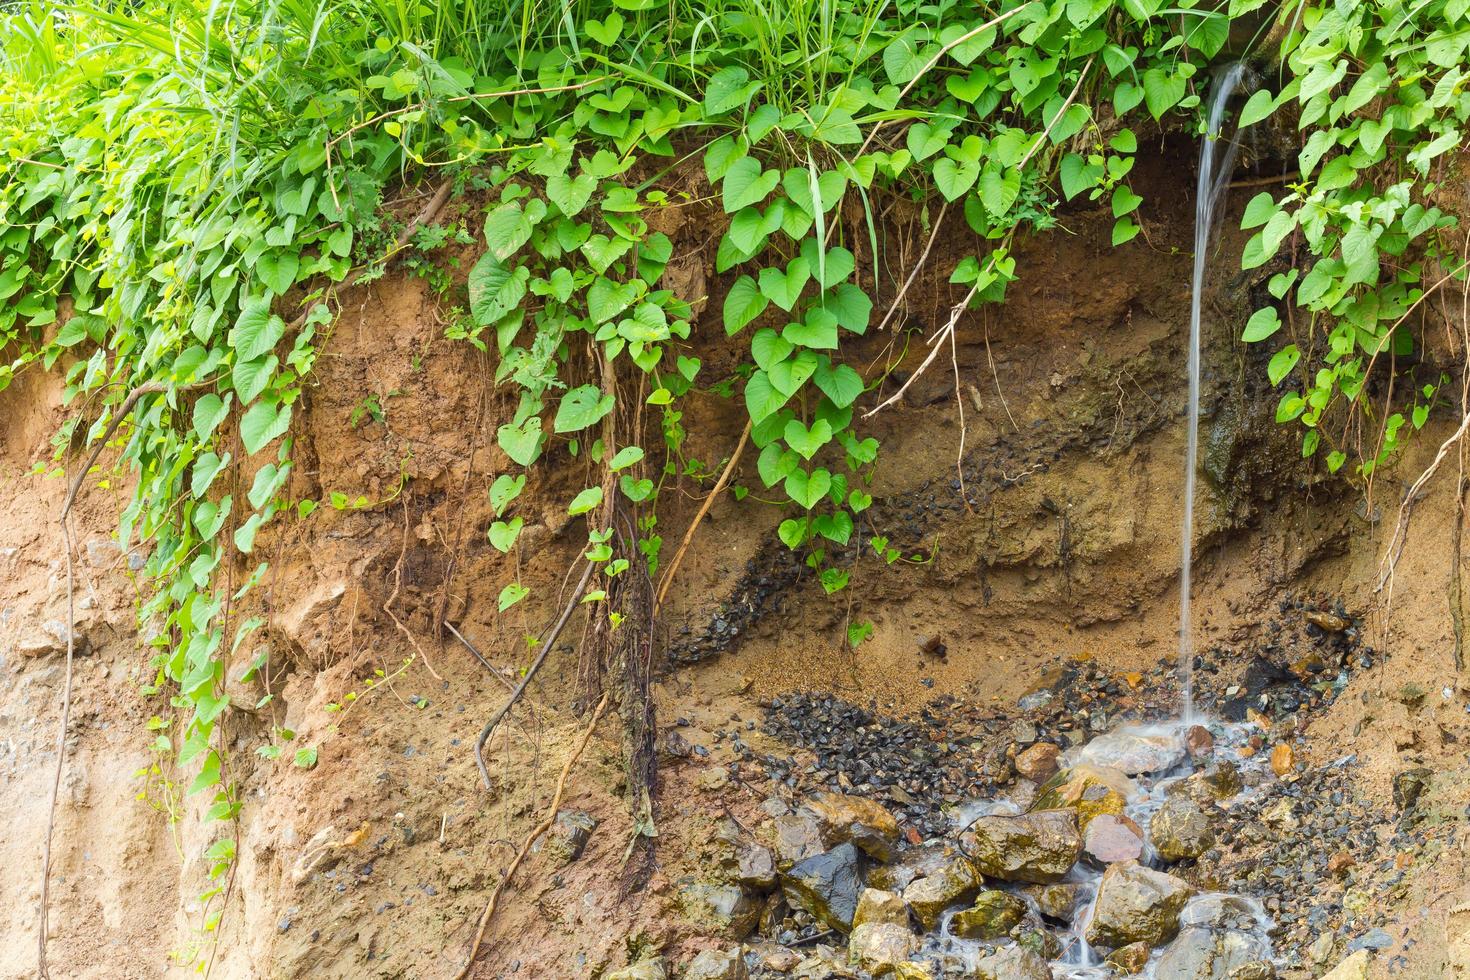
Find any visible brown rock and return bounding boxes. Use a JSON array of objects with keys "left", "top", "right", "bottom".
[
  {"left": 1025, "top": 882, "right": 1082, "bottom": 923},
  {"left": 1083, "top": 813, "right": 1145, "bottom": 865},
  {"left": 1015, "top": 743, "right": 1061, "bottom": 782},
  {"left": 1270, "top": 742, "right": 1295, "bottom": 777},
  {"left": 1328, "top": 851, "right": 1356, "bottom": 876},
  {"left": 847, "top": 922, "right": 916, "bottom": 976},
  {"left": 1185, "top": 725, "right": 1214, "bottom": 760},
  {"left": 1033, "top": 765, "right": 1138, "bottom": 829},
  {"left": 805, "top": 791, "right": 901, "bottom": 861},
  {"left": 1306, "top": 610, "right": 1350, "bottom": 632}
]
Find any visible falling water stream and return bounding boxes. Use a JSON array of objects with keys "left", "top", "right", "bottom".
[
  {"left": 915, "top": 67, "right": 1283, "bottom": 979},
  {"left": 1180, "top": 62, "right": 1250, "bottom": 722}
]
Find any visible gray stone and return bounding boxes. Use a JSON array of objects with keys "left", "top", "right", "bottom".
[
  {"left": 1071, "top": 729, "right": 1185, "bottom": 775},
  {"left": 972, "top": 943, "right": 1053, "bottom": 980},
  {"left": 960, "top": 809, "right": 1081, "bottom": 884},
  {"left": 781, "top": 843, "right": 865, "bottom": 932},
  {"left": 1154, "top": 927, "right": 1270, "bottom": 979},
  {"left": 773, "top": 809, "right": 826, "bottom": 867}
]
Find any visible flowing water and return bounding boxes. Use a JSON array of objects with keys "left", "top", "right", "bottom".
[
  {"left": 920, "top": 719, "right": 1280, "bottom": 979},
  {"left": 1180, "top": 63, "right": 1250, "bottom": 722}
]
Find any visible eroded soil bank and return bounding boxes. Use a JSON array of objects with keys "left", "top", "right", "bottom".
[{"left": 2, "top": 146, "right": 1469, "bottom": 980}]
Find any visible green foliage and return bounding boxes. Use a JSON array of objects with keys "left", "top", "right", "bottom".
[
  {"left": 1233, "top": 0, "right": 1467, "bottom": 474},
  {"left": 0, "top": 0, "right": 1463, "bottom": 960}
]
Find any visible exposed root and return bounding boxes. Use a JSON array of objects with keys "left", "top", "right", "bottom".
[
  {"left": 454, "top": 692, "right": 610, "bottom": 980},
  {"left": 474, "top": 560, "right": 595, "bottom": 789},
  {"left": 383, "top": 497, "right": 444, "bottom": 681},
  {"left": 36, "top": 514, "right": 75, "bottom": 979}
]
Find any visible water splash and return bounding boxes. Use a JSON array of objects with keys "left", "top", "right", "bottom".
[{"left": 1181, "top": 62, "right": 1250, "bottom": 721}]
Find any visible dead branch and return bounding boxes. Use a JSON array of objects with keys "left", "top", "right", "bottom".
[
  {"left": 864, "top": 281, "right": 981, "bottom": 419},
  {"left": 474, "top": 560, "right": 595, "bottom": 789}
]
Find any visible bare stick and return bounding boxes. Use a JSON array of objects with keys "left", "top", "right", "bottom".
[
  {"left": 1017, "top": 59, "right": 1092, "bottom": 175},
  {"left": 475, "top": 560, "right": 595, "bottom": 789},
  {"left": 456, "top": 692, "right": 610, "bottom": 980},
  {"left": 37, "top": 515, "right": 75, "bottom": 979},
  {"left": 874, "top": 202, "right": 949, "bottom": 334},
  {"left": 655, "top": 419, "right": 752, "bottom": 614},
  {"left": 444, "top": 621, "right": 519, "bottom": 694}
]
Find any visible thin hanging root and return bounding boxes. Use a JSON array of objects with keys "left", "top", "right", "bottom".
[
  {"left": 384, "top": 497, "right": 443, "bottom": 681},
  {"left": 37, "top": 515, "right": 75, "bottom": 980},
  {"left": 474, "top": 561, "right": 595, "bottom": 789},
  {"left": 655, "top": 419, "right": 752, "bottom": 615},
  {"left": 455, "top": 692, "right": 610, "bottom": 980},
  {"left": 864, "top": 282, "right": 980, "bottom": 419}
]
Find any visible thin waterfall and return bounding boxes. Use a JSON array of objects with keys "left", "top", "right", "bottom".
[{"left": 1181, "top": 62, "right": 1249, "bottom": 721}]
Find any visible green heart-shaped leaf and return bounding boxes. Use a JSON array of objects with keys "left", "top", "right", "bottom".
[
  {"left": 488, "top": 517, "right": 524, "bottom": 553},
  {"left": 784, "top": 418, "right": 833, "bottom": 459},
  {"left": 784, "top": 467, "right": 832, "bottom": 510}
]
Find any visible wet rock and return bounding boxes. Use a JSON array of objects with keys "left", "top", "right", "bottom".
[
  {"left": 684, "top": 947, "right": 748, "bottom": 980},
  {"left": 1175, "top": 761, "right": 1242, "bottom": 803},
  {"left": 1184, "top": 725, "right": 1214, "bottom": 761},
  {"left": 1071, "top": 729, "right": 1185, "bottom": 775},
  {"left": 1086, "top": 861, "right": 1194, "bottom": 948},
  {"left": 605, "top": 957, "right": 667, "bottom": 980},
  {"left": 1015, "top": 743, "right": 1061, "bottom": 782},
  {"left": 678, "top": 881, "right": 760, "bottom": 939},
  {"left": 1033, "top": 765, "right": 1137, "bottom": 828},
  {"left": 542, "top": 810, "right": 597, "bottom": 864},
  {"left": 891, "top": 964, "right": 936, "bottom": 980},
  {"left": 1154, "top": 926, "right": 1270, "bottom": 979},
  {"left": 1227, "top": 963, "right": 1277, "bottom": 979},
  {"left": 805, "top": 791, "right": 900, "bottom": 861},
  {"left": 1150, "top": 796, "right": 1213, "bottom": 862},
  {"left": 1025, "top": 882, "right": 1081, "bottom": 923},
  {"left": 853, "top": 888, "right": 908, "bottom": 930},
  {"left": 867, "top": 844, "right": 951, "bottom": 893},
  {"left": 972, "top": 943, "right": 1053, "bottom": 980},
  {"left": 1318, "top": 951, "right": 1370, "bottom": 980},
  {"left": 1015, "top": 926, "right": 1063, "bottom": 960},
  {"left": 960, "top": 809, "right": 1081, "bottom": 884},
  {"left": 773, "top": 809, "right": 827, "bottom": 867},
  {"left": 847, "top": 922, "right": 915, "bottom": 975},
  {"left": 1107, "top": 942, "right": 1152, "bottom": 974},
  {"left": 903, "top": 856, "right": 981, "bottom": 929},
  {"left": 781, "top": 843, "right": 865, "bottom": 932},
  {"left": 1083, "top": 813, "right": 1145, "bottom": 865},
  {"left": 948, "top": 890, "right": 1027, "bottom": 940}
]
